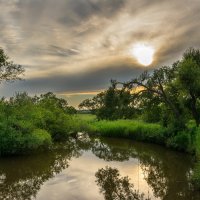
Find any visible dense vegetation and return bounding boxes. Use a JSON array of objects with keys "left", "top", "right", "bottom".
[
  {"left": 0, "top": 92, "right": 83, "bottom": 155},
  {"left": 79, "top": 48, "right": 200, "bottom": 188}
]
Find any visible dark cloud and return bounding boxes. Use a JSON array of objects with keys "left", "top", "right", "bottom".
[
  {"left": 59, "top": 0, "right": 125, "bottom": 22},
  {"left": 0, "top": 61, "right": 146, "bottom": 96}
]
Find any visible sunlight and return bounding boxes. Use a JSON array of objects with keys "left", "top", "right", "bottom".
[{"left": 131, "top": 43, "right": 155, "bottom": 66}]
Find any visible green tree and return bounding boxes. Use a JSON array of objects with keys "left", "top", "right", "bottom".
[
  {"left": 98, "top": 82, "right": 118, "bottom": 120},
  {"left": 79, "top": 81, "right": 136, "bottom": 120},
  {"left": 136, "top": 91, "right": 162, "bottom": 123},
  {"left": 120, "top": 63, "right": 186, "bottom": 129},
  {"left": 0, "top": 48, "right": 24, "bottom": 82},
  {"left": 78, "top": 92, "right": 105, "bottom": 114},
  {"left": 177, "top": 48, "right": 200, "bottom": 126}
]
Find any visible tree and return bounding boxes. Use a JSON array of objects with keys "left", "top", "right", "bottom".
[
  {"left": 118, "top": 62, "right": 186, "bottom": 129},
  {"left": 79, "top": 81, "right": 136, "bottom": 120},
  {"left": 136, "top": 91, "right": 162, "bottom": 123},
  {"left": 177, "top": 48, "right": 200, "bottom": 126},
  {"left": 65, "top": 106, "right": 77, "bottom": 114},
  {"left": 38, "top": 92, "right": 69, "bottom": 112},
  {"left": 98, "top": 82, "right": 118, "bottom": 120},
  {"left": 78, "top": 92, "right": 105, "bottom": 114},
  {"left": 0, "top": 48, "right": 24, "bottom": 82}
]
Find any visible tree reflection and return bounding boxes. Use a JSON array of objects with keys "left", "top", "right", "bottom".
[
  {"left": 91, "top": 137, "right": 137, "bottom": 161},
  {"left": 95, "top": 166, "right": 150, "bottom": 200},
  {"left": 0, "top": 135, "right": 199, "bottom": 200},
  {"left": 141, "top": 158, "right": 168, "bottom": 198},
  {"left": 91, "top": 137, "right": 200, "bottom": 200},
  {"left": 0, "top": 138, "right": 82, "bottom": 200}
]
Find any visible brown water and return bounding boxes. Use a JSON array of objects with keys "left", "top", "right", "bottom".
[{"left": 0, "top": 136, "right": 199, "bottom": 200}]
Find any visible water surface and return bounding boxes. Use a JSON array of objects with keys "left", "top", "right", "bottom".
[{"left": 0, "top": 136, "right": 199, "bottom": 200}]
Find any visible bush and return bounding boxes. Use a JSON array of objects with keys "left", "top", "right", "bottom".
[
  {"left": 166, "top": 131, "right": 191, "bottom": 151},
  {"left": 0, "top": 92, "right": 80, "bottom": 155},
  {"left": 0, "top": 128, "right": 52, "bottom": 156},
  {"left": 25, "top": 129, "right": 52, "bottom": 150}
]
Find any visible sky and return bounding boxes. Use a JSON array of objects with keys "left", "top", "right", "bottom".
[{"left": 0, "top": 0, "right": 200, "bottom": 107}]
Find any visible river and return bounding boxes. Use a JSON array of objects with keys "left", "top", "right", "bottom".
[{"left": 0, "top": 135, "right": 199, "bottom": 200}]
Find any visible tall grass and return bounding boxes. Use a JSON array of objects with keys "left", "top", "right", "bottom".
[{"left": 87, "top": 120, "right": 166, "bottom": 144}]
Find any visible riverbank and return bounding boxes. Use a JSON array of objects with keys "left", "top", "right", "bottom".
[{"left": 81, "top": 115, "right": 196, "bottom": 151}]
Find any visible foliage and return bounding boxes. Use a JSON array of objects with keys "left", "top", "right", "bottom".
[
  {"left": 0, "top": 48, "right": 24, "bottom": 82},
  {"left": 0, "top": 127, "right": 52, "bottom": 156},
  {"left": 0, "top": 92, "right": 79, "bottom": 155},
  {"left": 79, "top": 92, "right": 105, "bottom": 114},
  {"left": 177, "top": 48, "right": 200, "bottom": 126},
  {"left": 121, "top": 62, "right": 188, "bottom": 129},
  {"left": 166, "top": 130, "right": 192, "bottom": 151},
  {"left": 136, "top": 92, "right": 162, "bottom": 123},
  {"left": 79, "top": 82, "right": 137, "bottom": 120}
]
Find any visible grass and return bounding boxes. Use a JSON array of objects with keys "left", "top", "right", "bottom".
[
  {"left": 77, "top": 114, "right": 195, "bottom": 151},
  {"left": 76, "top": 113, "right": 96, "bottom": 121},
  {"left": 86, "top": 119, "right": 166, "bottom": 145}
]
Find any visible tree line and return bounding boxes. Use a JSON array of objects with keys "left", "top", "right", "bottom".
[{"left": 79, "top": 48, "right": 200, "bottom": 130}]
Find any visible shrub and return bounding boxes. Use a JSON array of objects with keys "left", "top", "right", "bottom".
[
  {"left": 25, "top": 129, "right": 52, "bottom": 150},
  {"left": 0, "top": 128, "right": 52, "bottom": 156},
  {"left": 166, "top": 131, "right": 191, "bottom": 151},
  {"left": 0, "top": 92, "right": 80, "bottom": 155}
]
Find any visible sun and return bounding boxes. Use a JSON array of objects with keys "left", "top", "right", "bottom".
[{"left": 131, "top": 43, "right": 155, "bottom": 66}]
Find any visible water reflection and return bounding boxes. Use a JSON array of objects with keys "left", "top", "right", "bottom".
[
  {"left": 0, "top": 139, "right": 81, "bottom": 200},
  {"left": 0, "top": 135, "right": 199, "bottom": 200},
  {"left": 91, "top": 137, "right": 199, "bottom": 199},
  {"left": 91, "top": 138, "right": 137, "bottom": 161},
  {"left": 95, "top": 166, "right": 150, "bottom": 200}
]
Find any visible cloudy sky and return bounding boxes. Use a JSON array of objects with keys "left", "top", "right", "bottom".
[{"left": 0, "top": 0, "right": 200, "bottom": 107}]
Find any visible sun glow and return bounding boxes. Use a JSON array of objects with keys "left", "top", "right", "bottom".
[{"left": 131, "top": 43, "right": 155, "bottom": 66}]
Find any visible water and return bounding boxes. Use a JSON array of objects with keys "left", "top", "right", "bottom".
[{"left": 0, "top": 136, "right": 199, "bottom": 200}]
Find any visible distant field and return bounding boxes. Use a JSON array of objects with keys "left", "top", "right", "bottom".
[{"left": 76, "top": 113, "right": 96, "bottom": 122}]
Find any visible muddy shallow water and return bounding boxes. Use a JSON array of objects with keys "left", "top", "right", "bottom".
[{"left": 0, "top": 136, "right": 199, "bottom": 200}]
